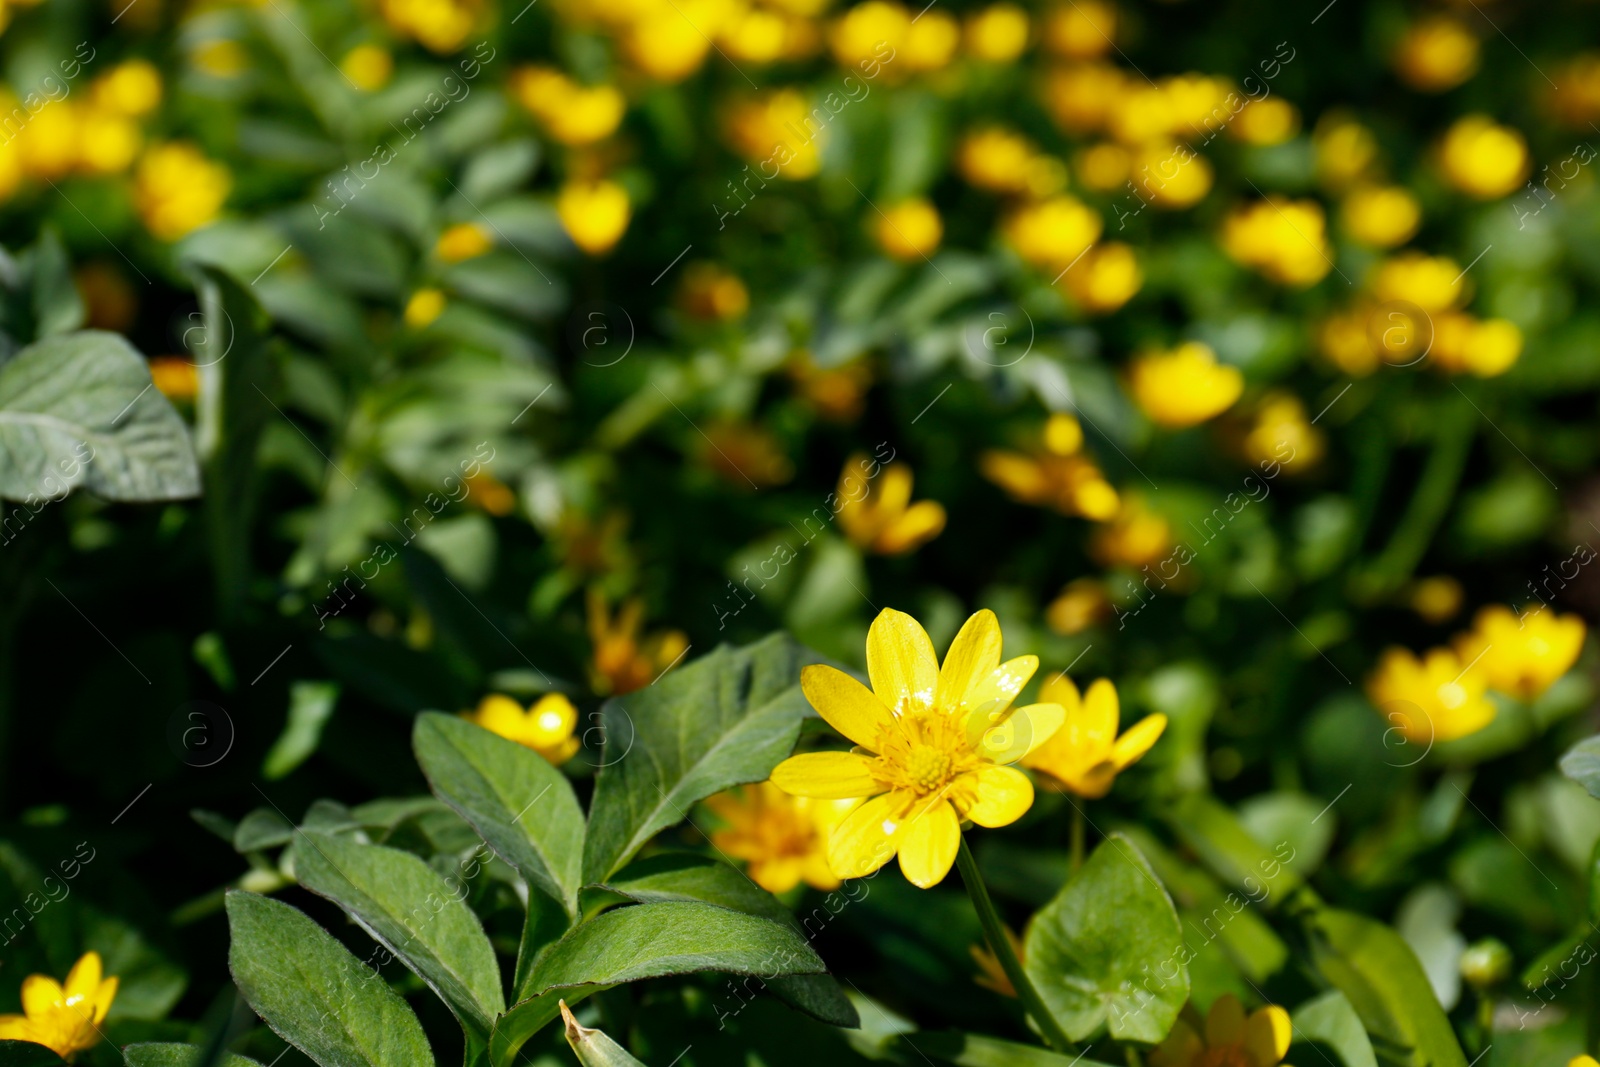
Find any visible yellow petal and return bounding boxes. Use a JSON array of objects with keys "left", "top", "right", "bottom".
[
  {"left": 961, "top": 765, "right": 1034, "bottom": 827},
  {"left": 963, "top": 655, "right": 1040, "bottom": 719},
  {"left": 877, "top": 464, "right": 914, "bottom": 514},
  {"left": 1244, "top": 1004, "right": 1292, "bottom": 1066},
  {"left": 866, "top": 608, "right": 939, "bottom": 715},
  {"left": 896, "top": 797, "right": 960, "bottom": 888},
  {"left": 1206, "top": 993, "right": 1247, "bottom": 1047},
  {"left": 21, "top": 976, "right": 63, "bottom": 1017},
  {"left": 800, "top": 664, "right": 895, "bottom": 748},
  {"left": 769, "top": 752, "right": 885, "bottom": 799},
  {"left": 1148, "top": 1020, "right": 1204, "bottom": 1067},
  {"left": 64, "top": 952, "right": 102, "bottom": 1003},
  {"left": 1111, "top": 713, "right": 1167, "bottom": 770},
  {"left": 1081, "top": 678, "right": 1120, "bottom": 746},
  {"left": 829, "top": 792, "right": 904, "bottom": 879},
  {"left": 979, "top": 702, "right": 1066, "bottom": 764},
  {"left": 92, "top": 977, "right": 118, "bottom": 1024},
  {"left": 937, "top": 610, "right": 1003, "bottom": 715},
  {"left": 0, "top": 1017, "right": 41, "bottom": 1046},
  {"left": 877, "top": 500, "right": 946, "bottom": 554},
  {"left": 1036, "top": 672, "right": 1081, "bottom": 711},
  {"left": 471, "top": 694, "right": 528, "bottom": 736}
]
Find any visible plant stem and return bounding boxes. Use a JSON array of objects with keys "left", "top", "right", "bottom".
[
  {"left": 955, "top": 835, "right": 1074, "bottom": 1053},
  {"left": 1070, "top": 803, "right": 1085, "bottom": 872}
]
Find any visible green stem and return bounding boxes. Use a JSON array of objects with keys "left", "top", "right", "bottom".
[
  {"left": 955, "top": 836, "right": 1074, "bottom": 1053},
  {"left": 1069, "top": 804, "right": 1085, "bottom": 872}
]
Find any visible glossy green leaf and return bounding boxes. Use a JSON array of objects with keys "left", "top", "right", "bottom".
[
  {"left": 262, "top": 681, "right": 339, "bottom": 779},
  {"left": 289, "top": 831, "right": 505, "bottom": 1040},
  {"left": 225, "top": 891, "right": 435, "bottom": 1067},
  {"left": 1560, "top": 735, "right": 1600, "bottom": 799},
  {"left": 1024, "top": 833, "right": 1188, "bottom": 1043},
  {"left": 560, "top": 1003, "right": 648, "bottom": 1067},
  {"left": 413, "top": 711, "right": 586, "bottom": 915},
  {"left": 0, "top": 331, "right": 200, "bottom": 501},
  {"left": 1166, "top": 793, "right": 1303, "bottom": 904},
  {"left": 1290, "top": 991, "right": 1379, "bottom": 1067},
  {"left": 583, "top": 634, "right": 818, "bottom": 882},
  {"left": 912, "top": 1032, "right": 1120, "bottom": 1067},
  {"left": 122, "top": 1044, "right": 265, "bottom": 1067}
]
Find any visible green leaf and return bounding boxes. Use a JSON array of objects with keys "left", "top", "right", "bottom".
[
  {"left": 412, "top": 712, "right": 586, "bottom": 914},
  {"left": 0, "top": 331, "right": 200, "bottom": 501},
  {"left": 560, "top": 1003, "right": 648, "bottom": 1067},
  {"left": 911, "top": 1032, "right": 1121, "bottom": 1067},
  {"left": 1302, "top": 906, "right": 1469, "bottom": 1067},
  {"left": 1166, "top": 793, "right": 1302, "bottom": 903},
  {"left": 0, "top": 1041, "right": 65, "bottom": 1067},
  {"left": 289, "top": 831, "right": 505, "bottom": 1041},
  {"left": 583, "top": 634, "right": 818, "bottom": 882},
  {"left": 262, "top": 681, "right": 340, "bottom": 779},
  {"left": 225, "top": 891, "right": 435, "bottom": 1067},
  {"left": 27, "top": 229, "right": 84, "bottom": 340},
  {"left": 1023, "top": 833, "right": 1188, "bottom": 1043},
  {"left": 1290, "top": 991, "right": 1379, "bottom": 1067},
  {"left": 492, "top": 901, "right": 826, "bottom": 1067},
  {"left": 1560, "top": 735, "right": 1600, "bottom": 799},
  {"left": 122, "top": 1044, "right": 265, "bottom": 1067},
  {"left": 233, "top": 808, "right": 293, "bottom": 852}
]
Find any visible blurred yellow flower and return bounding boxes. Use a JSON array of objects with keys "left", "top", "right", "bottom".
[
  {"left": 149, "top": 356, "right": 198, "bottom": 401},
  {"left": 1045, "top": 578, "right": 1111, "bottom": 635},
  {"left": 1043, "top": 0, "right": 1115, "bottom": 59},
  {"left": 1059, "top": 242, "right": 1142, "bottom": 314},
  {"left": 970, "top": 924, "right": 1024, "bottom": 996},
  {"left": 1129, "top": 342, "right": 1243, "bottom": 429},
  {"left": 699, "top": 420, "right": 793, "bottom": 487},
  {"left": 1231, "top": 98, "right": 1300, "bottom": 146},
  {"left": 1314, "top": 114, "right": 1378, "bottom": 190},
  {"left": 435, "top": 222, "right": 493, "bottom": 262},
  {"left": 874, "top": 197, "right": 942, "bottom": 261},
  {"left": 1427, "top": 313, "right": 1521, "bottom": 377},
  {"left": 91, "top": 59, "right": 162, "bottom": 116},
  {"left": 1549, "top": 54, "right": 1600, "bottom": 128},
  {"left": 830, "top": 0, "right": 908, "bottom": 70},
  {"left": 680, "top": 262, "right": 750, "bottom": 320},
  {"left": 193, "top": 39, "right": 248, "bottom": 78},
  {"left": 16, "top": 100, "right": 80, "bottom": 179},
  {"left": 75, "top": 264, "right": 136, "bottom": 332},
  {"left": 588, "top": 590, "right": 690, "bottom": 695},
  {"left": 558, "top": 180, "right": 631, "bottom": 256},
  {"left": 1366, "top": 646, "right": 1494, "bottom": 745},
  {"left": 724, "top": 90, "right": 823, "bottom": 179},
  {"left": 1023, "top": 675, "right": 1164, "bottom": 797},
  {"left": 1220, "top": 198, "right": 1332, "bottom": 287},
  {"left": 1045, "top": 65, "right": 1126, "bottom": 136},
  {"left": 77, "top": 110, "right": 141, "bottom": 174},
  {"left": 1453, "top": 604, "right": 1585, "bottom": 700},
  {"left": 720, "top": 7, "right": 790, "bottom": 63},
  {"left": 958, "top": 126, "right": 1037, "bottom": 194},
  {"left": 1150, "top": 996, "right": 1290, "bottom": 1067},
  {"left": 1317, "top": 305, "right": 1381, "bottom": 377},
  {"left": 1003, "top": 194, "right": 1102, "bottom": 270},
  {"left": 134, "top": 142, "right": 230, "bottom": 240},
  {"left": 770, "top": 608, "right": 1065, "bottom": 888},
  {"left": 904, "top": 11, "right": 959, "bottom": 71},
  {"left": 1439, "top": 114, "right": 1529, "bottom": 199},
  {"left": 625, "top": 10, "right": 716, "bottom": 81},
  {"left": 1243, "top": 392, "right": 1323, "bottom": 471},
  {"left": 464, "top": 470, "right": 517, "bottom": 516},
  {"left": 1091, "top": 495, "right": 1173, "bottom": 568},
  {"left": 836, "top": 454, "right": 946, "bottom": 555},
  {"left": 1074, "top": 141, "right": 1131, "bottom": 191},
  {"left": 381, "top": 0, "right": 481, "bottom": 53},
  {"left": 788, "top": 351, "right": 872, "bottom": 420},
  {"left": 1371, "top": 252, "right": 1464, "bottom": 312},
  {"left": 705, "top": 782, "right": 855, "bottom": 893},
  {"left": 965, "top": 3, "right": 1029, "bottom": 62},
  {"left": 0, "top": 951, "right": 118, "bottom": 1061},
  {"left": 980, "top": 412, "right": 1121, "bottom": 520},
  {"left": 1410, "top": 576, "right": 1464, "bottom": 624},
  {"left": 1341, "top": 185, "right": 1421, "bottom": 248},
  {"left": 464, "top": 693, "right": 581, "bottom": 765},
  {"left": 405, "top": 288, "right": 447, "bottom": 328},
  {"left": 511, "top": 67, "right": 626, "bottom": 146},
  {"left": 1570, "top": 1056, "right": 1600, "bottom": 1067},
  {"left": 340, "top": 44, "right": 393, "bottom": 91},
  {"left": 1131, "top": 142, "right": 1213, "bottom": 209},
  {"left": 1395, "top": 16, "right": 1479, "bottom": 92}
]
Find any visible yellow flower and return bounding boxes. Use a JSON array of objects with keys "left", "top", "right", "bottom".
[
  {"left": 149, "top": 356, "right": 198, "bottom": 401},
  {"left": 465, "top": 693, "right": 581, "bottom": 765},
  {"left": 0, "top": 951, "right": 118, "bottom": 1062},
  {"left": 770, "top": 608, "right": 1065, "bottom": 888},
  {"left": 77, "top": 110, "right": 141, "bottom": 175},
  {"left": 1570, "top": 1057, "right": 1600, "bottom": 1067},
  {"left": 1022, "top": 675, "right": 1164, "bottom": 798},
  {"left": 1427, "top": 313, "right": 1522, "bottom": 377},
  {"left": 435, "top": 222, "right": 493, "bottom": 263},
  {"left": 1044, "top": 65, "right": 1126, "bottom": 136},
  {"left": 1439, "top": 115, "right": 1529, "bottom": 200},
  {"left": 979, "top": 412, "right": 1120, "bottom": 520},
  {"left": 133, "top": 143, "right": 231, "bottom": 240},
  {"left": 193, "top": 40, "right": 249, "bottom": 78},
  {"left": 1341, "top": 185, "right": 1420, "bottom": 248},
  {"left": 1045, "top": 578, "right": 1110, "bottom": 635},
  {"left": 1128, "top": 342, "right": 1243, "bottom": 429},
  {"left": 970, "top": 924, "right": 1024, "bottom": 995},
  {"left": 625, "top": 10, "right": 716, "bottom": 81},
  {"left": 1243, "top": 392, "right": 1323, "bottom": 472},
  {"left": 787, "top": 351, "right": 872, "bottom": 421},
  {"left": 965, "top": 3, "right": 1029, "bottom": 62},
  {"left": 588, "top": 590, "right": 689, "bottom": 695},
  {"left": 720, "top": 7, "right": 792, "bottom": 63},
  {"left": 16, "top": 100, "right": 80, "bottom": 179},
  {"left": 405, "top": 288, "right": 446, "bottom": 328},
  {"left": 1409, "top": 576, "right": 1464, "bottom": 624},
  {"left": 1220, "top": 198, "right": 1332, "bottom": 287},
  {"left": 1131, "top": 142, "right": 1213, "bottom": 209},
  {"left": 724, "top": 90, "right": 822, "bottom": 179},
  {"left": 381, "top": 0, "right": 482, "bottom": 53},
  {"left": 340, "top": 44, "right": 393, "bottom": 91},
  {"left": 1043, "top": 0, "right": 1115, "bottom": 59},
  {"left": 510, "top": 67, "right": 626, "bottom": 146},
  {"left": 1371, "top": 252, "right": 1464, "bottom": 312},
  {"left": 903, "top": 12, "right": 960, "bottom": 72},
  {"left": 680, "top": 263, "right": 750, "bottom": 320},
  {"left": 1090, "top": 495, "right": 1173, "bottom": 569},
  {"left": 699, "top": 420, "right": 793, "bottom": 486},
  {"left": 1073, "top": 141, "right": 1131, "bottom": 191},
  {"left": 1149, "top": 995, "right": 1291, "bottom": 1067},
  {"left": 1366, "top": 646, "right": 1495, "bottom": 745},
  {"left": 75, "top": 264, "right": 136, "bottom": 332},
  {"left": 830, "top": 0, "right": 909, "bottom": 70},
  {"left": 1453, "top": 604, "right": 1585, "bottom": 701},
  {"left": 1230, "top": 98, "right": 1299, "bottom": 146},
  {"left": 1317, "top": 305, "right": 1381, "bottom": 377},
  {"left": 705, "top": 782, "right": 855, "bottom": 893},
  {"left": 1550, "top": 55, "right": 1600, "bottom": 128},
  {"left": 957, "top": 127, "right": 1037, "bottom": 194},
  {"left": 1313, "top": 114, "right": 1377, "bottom": 190},
  {"left": 874, "top": 198, "right": 942, "bottom": 261},
  {"left": 1002, "top": 194, "right": 1102, "bottom": 270},
  {"left": 1395, "top": 16, "right": 1479, "bottom": 92},
  {"left": 464, "top": 471, "right": 517, "bottom": 516},
  {"left": 90, "top": 60, "right": 163, "bottom": 116},
  {"left": 1058, "top": 242, "right": 1141, "bottom": 314},
  {"left": 836, "top": 455, "right": 946, "bottom": 555},
  {"left": 557, "top": 180, "right": 631, "bottom": 256}
]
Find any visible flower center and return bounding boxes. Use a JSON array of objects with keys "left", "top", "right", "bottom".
[
  {"left": 1196, "top": 1047, "right": 1252, "bottom": 1067},
  {"left": 906, "top": 745, "right": 953, "bottom": 792}
]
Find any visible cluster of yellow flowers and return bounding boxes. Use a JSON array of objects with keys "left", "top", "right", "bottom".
[
  {"left": 1367, "top": 605, "right": 1586, "bottom": 746},
  {"left": 380, "top": 0, "right": 484, "bottom": 54},
  {"left": 981, "top": 412, "right": 1120, "bottom": 521}
]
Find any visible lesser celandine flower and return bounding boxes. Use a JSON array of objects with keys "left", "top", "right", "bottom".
[
  {"left": 1130, "top": 142, "right": 1213, "bottom": 208},
  {"left": 787, "top": 351, "right": 872, "bottom": 421},
  {"left": 699, "top": 421, "right": 794, "bottom": 487},
  {"left": 466, "top": 693, "right": 581, "bottom": 765},
  {"left": 964, "top": 4, "right": 1029, "bottom": 62},
  {"left": 680, "top": 263, "right": 750, "bottom": 320},
  {"left": 1043, "top": 0, "right": 1115, "bottom": 59},
  {"left": 770, "top": 608, "right": 1065, "bottom": 888},
  {"left": 830, "top": 1, "right": 910, "bottom": 72},
  {"left": 381, "top": 0, "right": 481, "bottom": 53},
  {"left": 1313, "top": 114, "right": 1377, "bottom": 190},
  {"left": 1091, "top": 495, "right": 1173, "bottom": 569},
  {"left": 340, "top": 44, "right": 393, "bottom": 91},
  {"left": 1243, "top": 392, "right": 1324, "bottom": 472},
  {"left": 1220, "top": 199, "right": 1332, "bottom": 287},
  {"left": 874, "top": 198, "right": 943, "bottom": 261},
  {"left": 980, "top": 413, "right": 1120, "bottom": 520},
  {"left": 587, "top": 590, "right": 689, "bottom": 695},
  {"left": 463, "top": 470, "right": 516, "bottom": 516},
  {"left": 1317, "top": 305, "right": 1381, "bottom": 377},
  {"left": 1129, "top": 342, "right": 1243, "bottom": 429},
  {"left": 1059, "top": 241, "right": 1141, "bottom": 314},
  {"left": 1366, "top": 646, "right": 1494, "bottom": 745},
  {"left": 1371, "top": 252, "right": 1464, "bottom": 312},
  {"left": 1045, "top": 65, "right": 1126, "bottom": 136},
  {"left": 903, "top": 12, "right": 960, "bottom": 72},
  {"left": 1571, "top": 1057, "right": 1600, "bottom": 1067},
  {"left": 958, "top": 127, "right": 1037, "bottom": 194},
  {"left": 1045, "top": 578, "right": 1110, "bottom": 635},
  {"left": 1002, "top": 195, "right": 1102, "bottom": 270},
  {"left": 557, "top": 180, "right": 631, "bottom": 256},
  {"left": 404, "top": 288, "right": 447, "bottom": 328},
  {"left": 724, "top": 91, "right": 822, "bottom": 179},
  {"left": 133, "top": 142, "right": 230, "bottom": 240},
  {"left": 1438, "top": 114, "right": 1529, "bottom": 199},
  {"left": 435, "top": 222, "right": 493, "bottom": 263},
  {"left": 1022, "top": 675, "right": 1164, "bottom": 797},
  {"left": 836, "top": 454, "right": 947, "bottom": 556},
  {"left": 624, "top": 11, "right": 714, "bottom": 82},
  {"left": 1427, "top": 313, "right": 1522, "bottom": 377},
  {"left": 705, "top": 782, "right": 855, "bottom": 893},
  {"left": 1149, "top": 995, "right": 1292, "bottom": 1067},
  {"left": 510, "top": 67, "right": 626, "bottom": 146},
  {"left": 1453, "top": 605, "right": 1585, "bottom": 701},
  {"left": 149, "top": 356, "right": 199, "bottom": 401},
  {"left": 1341, "top": 185, "right": 1421, "bottom": 248},
  {"left": 0, "top": 951, "right": 118, "bottom": 1061},
  {"left": 91, "top": 60, "right": 162, "bottom": 117},
  {"left": 1409, "top": 576, "right": 1464, "bottom": 624},
  {"left": 1394, "top": 16, "right": 1479, "bottom": 93}
]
